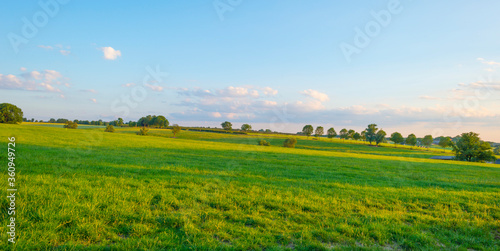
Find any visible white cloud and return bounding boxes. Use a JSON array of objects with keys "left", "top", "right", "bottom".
[
  {"left": 0, "top": 69, "right": 69, "bottom": 92},
  {"left": 144, "top": 84, "right": 164, "bottom": 92},
  {"left": 301, "top": 89, "right": 329, "bottom": 102},
  {"left": 100, "top": 47, "right": 122, "bottom": 60},
  {"left": 38, "top": 45, "right": 53, "bottom": 50},
  {"left": 477, "top": 57, "right": 500, "bottom": 66},
  {"left": 419, "top": 95, "right": 440, "bottom": 100},
  {"left": 122, "top": 83, "right": 136, "bottom": 87},
  {"left": 262, "top": 87, "right": 278, "bottom": 96},
  {"left": 90, "top": 98, "right": 97, "bottom": 103},
  {"left": 211, "top": 112, "right": 222, "bottom": 118},
  {"left": 60, "top": 50, "right": 71, "bottom": 56},
  {"left": 20, "top": 67, "right": 26, "bottom": 71}
]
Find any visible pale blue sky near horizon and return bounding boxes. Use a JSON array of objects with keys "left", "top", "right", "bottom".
[{"left": 1, "top": 0, "right": 499, "bottom": 141}]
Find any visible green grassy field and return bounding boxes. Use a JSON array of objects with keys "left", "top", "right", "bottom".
[{"left": 1, "top": 124, "right": 499, "bottom": 250}]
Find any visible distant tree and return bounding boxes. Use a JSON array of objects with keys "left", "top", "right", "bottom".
[
  {"left": 151, "top": 115, "right": 168, "bottom": 128},
  {"left": 347, "top": 129, "right": 355, "bottom": 140},
  {"left": 265, "top": 129, "right": 272, "bottom": 133},
  {"left": 116, "top": 118, "right": 124, "bottom": 127},
  {"left": 241, "top": 124, "right": 252, "bottom": 132},
  {"left": 361, "top": 130, "right": 367, "bottom": 141},
  {"left": 365, "top": 124, "right": 378, "bottom": 145},
  {"left": 302, "top": 125, "right": 313, "bottom": 138},
  {"left": 105, "top": 125, "right": 115, "bottom": 132},
  {"left": 438, "top": 137, "right": 452, "bottom": 152},
  {"left": 327, "top": 127, "right": 337, "bottom": 140},
  {"left": 315, "top": 126, "right": 324, "bottom": 138},
  {"left": 172, "top": 124, "right": 181, "bottom": 137},
  {"left": 137, "top": 127, "right": 149, "bottom": 136},
  {"left": 63, "top": 121, "right": 78, "bottom": 129},
  {"left": 452, "top": 132, "right": 496, "bottom": 162},
  {"left": 339, "top": 128, "right": 348, "bottom": 141},
  {"left": 353, "top": 132, "right": 361, "bottom": 141},
  {"left": 406, "top": 134, "right": 417, "bottom": 148},
  {"left": 138, "top": 115, "right": 153, "bottom": 127},
  {"left": 375, "top": 130, "right": 386, "bottom": 146},
  {"left": 283, "top": 138, "right": 297, "bottom": 148},
  {"left": 56, "top": 118, "right": 68, "bottom": 123},
  {"left": 258, "top": 139, "right": 270, "bottom": 146},
  {"left": 390, "top": 132, "right": 404, "bottom": 147},
  {"left": 221, "top": 121, "right": 232, "bottom": 131},
  {"left": 0, "top": 103, "right": 23, "bottom": 124},
  {"left": 422, "top": 135, "right": 433, "bottom": 149},
  {"left": 128, "top": 121, "right": 137, "bottom": 127},
  {"left": 31, "top": 118, "right": 35, "bottom": 122},
  {"left": 494, "top": 146, "right": 500, "bottom": 155}
]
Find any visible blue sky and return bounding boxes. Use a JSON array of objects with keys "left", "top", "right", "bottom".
[{"left": 1, "top": 0, "right": 500, "bottom": 141}]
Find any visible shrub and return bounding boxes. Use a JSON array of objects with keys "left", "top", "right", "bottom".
[
  {"left": 283, "top": 138, "right": 297, "bottom": 148},
  {"left": 258, "top": 139, "right": 270, "bottom": 146},
  {"left": 105, "top": 125, "right": 115, "bottom": 133},
  {"left": 63, "top": 121, "right": 78, "bottom": 129},
  {"left": 137, "top": 127, "right": 149, "bottom": 136},
  {"left": 172, "top": 124, "right": 181, "bottom": 137}
]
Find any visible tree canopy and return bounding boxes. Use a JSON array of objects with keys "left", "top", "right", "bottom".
[
  {"left": 375, "top": 130, "right": 386, "bottom": 145},
  {"left": 390, "top": 132, "right": 404, "bottom": 146},
  {"left": 314, "top": 126, "right": 324, "bottom": 138},
  {"left": 327, "top": 128, "right": 337, "bottom": 140},
  {"left": 439, "top": 137, "right": 452, "bottom": 152},
  {"left": 0, "top": 103, "right": 23, "bottom": 124},
  {"left": 422, "top": 135, "right": 433, "bottom": 148},
  {"left": 406, "top": 134, "right": 417, "bottom": 147},
  {"left": 241, "top": 124, "right": 252, "bottom": 132},
  {"left": 302, "top": 125, "right": 313, "bottom": 138},
  {"left": 452, "top": 132, "right": 496, "bottom": 162},
  {"left": 221, "top": 121, "right": 232, "bottom": 131},
  {"left": 365, "top": 124, "right": 378, "bottom": 145}
]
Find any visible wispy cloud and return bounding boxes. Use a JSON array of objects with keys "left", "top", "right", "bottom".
[
  {"left": 300, "top": 89, "right": 329, "bottom": 102},
  {"left": 0, "top": 69, "right": 70, "bottom": 93}
]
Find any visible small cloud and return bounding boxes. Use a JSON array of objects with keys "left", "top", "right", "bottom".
[
  {"left": 211, "top": 112, "right": 222, "bottom": 118},
  {"left": 485, "top": 68, "right": 495, "bottom": 72},
  {"left": 40, "top": 83, "right": 61, "bottom": 93},
  {"left": 122, "top": 83, "right": 136, "bottom": 87},
  {"left": 477, "top": 57, "right": 500, "bottom": 66},
  {"left": 20, "top": 67, "right": 26, "bottom": 71},
  {"left": 301, "top": 89, "right": 329, "bottom": 102},
  {"left": 38, "top": 45, "right": 53, "bottom": 50},
  {"left": 100, "top": 47, "right": 121, "bottom": 60},
  {"left": 80, "top": 89, "right": 97, "bottom": 93},
  {"left": 60, "top": 94, "right": 65, "bottom": 99},
  {"left": 419, "top": 95, "right": 440, "bottom": 100},
  {"left": 144, "top": 84, "right": 163, "bottom": 92},
  {"left": 60, "top": 50, "right": 71, "bottom": 56},
  {"left": 90, "top": 98, "right": 97, "bottom": 103},
  {"left": 262, "top": 87, "right": 278, "bottom": 96}
]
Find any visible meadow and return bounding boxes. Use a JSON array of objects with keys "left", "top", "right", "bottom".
[{"left": 1, "top": 123, "right": 499, "bottom": 250}]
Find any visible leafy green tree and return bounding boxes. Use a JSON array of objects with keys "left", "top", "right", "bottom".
[
  {"left": 221, "top": 121, "right": 232, "bottom": 131},
  {"left": 452, "top": 132, "right": 496, "bottom": 162},
  {"left": 361, "top": 130, "right": 367, "bottom": 141},
  {"left": 283, "top": 138, "right": 297, "bottom": 148},
  {"left": 116, "top": 118, "right": 124, "bottom": 127},
  {"left": 152, "top": 115, "right": 168, "bottom": 128},
  {"left": 0, "top": 103, "right": 23, "bottom": 124},
  {"left": 347, "top": 129, "right": 355, "bottom": 140},
  {"left": 438, "top": 137, "right": 452, "bottom": 152},
  {"left": 339, "top": 128, "right": 348, "bottom": 141},
  {"left": 375, "top": 130, "right": 386, "bottom": 146},
  {"left": 494, "top": 146, "right": 500, "bottom": 155},
  {"left": 128, "top": 121, "right": 137, "bottom": 127},
  {"left": 302, "top": 125, "right": 313, "bottom": 138},
  {"left": 353, "top": 132, "right": 361, "bottom": 141},
  {"left": 390, "top": 132, "right": 404, "bottom": 147},
  {"left": 365, "top": 124, "right": 378, "bottom": 145},
  {"left": 406, "top": 134, "right": 417, "bottom": 147},
  {"left": 241, "top": 124, "right": 252, "bottom": 132},
  {"left": 138, "top": 115, "right": 153, "bottom": 127},
  {"left": 172, "top": 124, "right": 181, "bottom": 137},
  {"left": 422, "top": 135, "right": 433, "bottom": 149},
  {"left": 315, "top": 126, "right": 324, "bottom": 138},
  {"left": 105, "top": 125, "right": 115, "bottom": 132},
  {"left": 327, "top": 127, "right": 337, "bottom": 140},
  {"left": 63, "top": 121, "right": 78, "bottom": 129}
]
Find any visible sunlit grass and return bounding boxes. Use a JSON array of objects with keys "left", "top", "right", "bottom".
[{"left": 0, "top": 123, "right": 498, "bottom": 250}]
